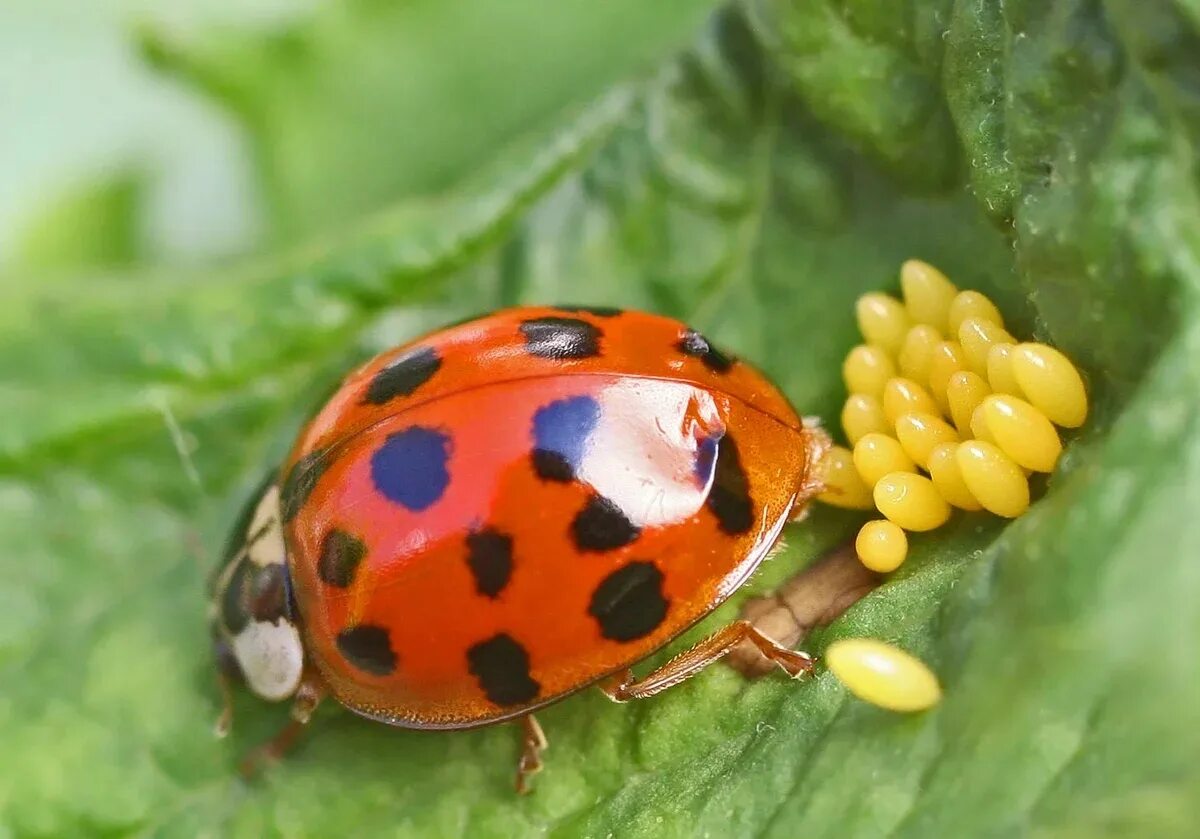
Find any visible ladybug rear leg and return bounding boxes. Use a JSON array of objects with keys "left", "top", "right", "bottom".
[
  {"left": 514, "top": 714, "right": 548, "bottom": 794},
  {"left": 599, "top": 620, "right": 813, "bottom": 702},
  {"left": 238, "top": 674, "right": 327, "bottom": 777}
]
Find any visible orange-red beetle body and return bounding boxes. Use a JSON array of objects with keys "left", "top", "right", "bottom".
[{"left": 210, "top": 306, "right": 828, "bottom": 784}]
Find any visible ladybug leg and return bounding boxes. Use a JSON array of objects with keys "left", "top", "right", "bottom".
[
  {"left": 514, "top": 714, "right": 548, "bottom": 795},
  {"left": 238, "top": 673, "right": 327, "bottom": 778},
  {"left": 599, "top": 620, "right": 813, "bottom": 702},
  {"left": 213, "top": 669, "right": 235, "bottom": 738}
]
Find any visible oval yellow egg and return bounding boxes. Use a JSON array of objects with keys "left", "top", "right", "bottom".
[
  {"left": 843, "top": 344, "right": 896, "bottom": 398},
  {"left": 825, "top": 638, "right": 942, "bottom": 712},
  {"left": 895, "top": 412, "right": 959, "bottom": 468},
  {"left": 959, "top": 317, "right": 1016, "bottom": 376},
  {"left": 897, "top": 325, "right": 942, "bottom": 384},
  {"left": 873, "top": 472, "right": 951, "bottom": 531},
  {"left": 1011, "top": 342, "right": 1089, "bottom": 428},
  {"left": 817, "top": 446, "right": 876, "bottom": 509},
  {"left": 855, "top": 520, "right": 908, "bottom": 572},
  {"left": 986, "top": 343, "right": 1024, "bottom": 396},
  {"left": 853, "top": 433, "right": 916, "bottom": 487},
  {"left": 946, "top": 370, "right": 991, "bottom": 437},
  {"left": 927, "top": 340, "right": 967, "bottom": 413},
  {"left": 841, "top": 394, "right": 890, "bottom": 446},
  {"left": 980, "top": 394, "right": 1063, "bottom": 472},
  {"left": 955, "top": 441, "right": 1030, "bottom": 518},
  {"left": 926, "top": 442, "right": 983, "bottom": 510},
  {"left": 947, "top": 290, "right": 1004, "bottom": 334},
  {"left": 969, "top": 404, "right": 996, "bottom": 444},
  {"left": 900, "top": 259, "right": 957, "bottom": 331},
  {"left": 882, "top": 377, "right": 940, "bottom": 426},
  {"left": 856, "top": 293, "right": 911, "bottom": 355}
]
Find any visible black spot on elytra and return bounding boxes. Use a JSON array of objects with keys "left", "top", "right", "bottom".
[
  {"left": 553, "top": 305, "right": 623, "bottom": 318},
  {"left": 707, "top": 434, "right": 754, "bottom": 535},
  {"left": 280, "top": 449, "right": 332, "bottom": 523},
  {"left": 362, "top": 346, "right": 442, "bottom": 405},
  {"left": 467, "top": 633, "right": 540, "bottom": 706},
  {"left": 678, "top": 329, "right": 735, "bottom": 373},
  {"left": 220, "top": 559, "right": 252, "bottom": 634},
  {"left": 571, "top": 495, "right": 640, "bottom": 552},
  {"left": 588, "top": 561, "right": 668, "bottom": 642},
  {"left": 336, "top": 625, "right": 397, "bottom": 676},
  {"left": 531, "top": 449, "right": 574, "bottom": 481},
  {"left": 466, "top": 528, "right": 514, "bottom": 598},
  {"left": 317, "top": 529, "right": 367, "bottom": 588},
  {"left": 519, "top": 317, "right": 601, "bottom": 360}
]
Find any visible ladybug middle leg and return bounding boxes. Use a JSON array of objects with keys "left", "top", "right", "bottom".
[
  {"left": 238, "top": 673, "right": 327, "bottom": 777},
  {"left": 599, "top": 620, "right": 813, "bottom": 702},
  {"left": 514, "top": 714, "right": 548, "bottom": 795}
]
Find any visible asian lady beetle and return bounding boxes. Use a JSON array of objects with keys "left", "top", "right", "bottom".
[{"left": 209, "top": 306, "right": 830, "bottom": 792}]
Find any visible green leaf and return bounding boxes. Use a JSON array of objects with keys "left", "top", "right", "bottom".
[
  {"left": 11, "top": 170, "right": 147, "bottom": 272},
  {"left": 138, "top": 0, "right": 717, "bottom": 244},
  {"left": 4, "top": 2, "right": 1200, "bottom": 837}
]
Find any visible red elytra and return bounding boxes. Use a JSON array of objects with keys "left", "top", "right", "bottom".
[{"left": 210, "top": 306, "right": 830, "bottom": 791}]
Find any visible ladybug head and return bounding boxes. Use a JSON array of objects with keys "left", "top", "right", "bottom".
[{"left": 209, "top": 480, "right": 305, "bottom": 703}]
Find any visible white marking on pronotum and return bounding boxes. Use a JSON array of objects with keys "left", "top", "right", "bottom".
[
  {"left": 245, "top": 486, "right": 287, "bottom": 568},
  {"left": 232, "top": 619, "right": 304, "bottom": 701}
]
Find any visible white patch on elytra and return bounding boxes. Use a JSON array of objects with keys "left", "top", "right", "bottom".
[
  {"left": 233, "top": 619, "right": 304, "bottom": 701},
  {"left": 246, "top": 485, "right": 287, "bottom": 568},
  {"left": 576, "top": 380, "right": 724, "bottom": 528}
]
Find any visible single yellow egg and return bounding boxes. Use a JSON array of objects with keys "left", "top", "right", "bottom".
[
  {"left": 843, "top": 344, "right": 896, "bottom": 398},
  {"left": 895, "top": 412, "right": 959, "bottom": 468},
  {"left": 1011, "top": 342, "right": 1089, "bottom": 428},
  {"left": 959, "top": 317, "right": 1016, "bottom": 376},
  {"left": 946, "top": 370, "right": 991, "bottom": 437},
  {"left": 897, "top": 325, "right": 943, "bottom": 384},
  {"left": 926, "top": 442, "right": 983, "bottom": 510},
  {"left": 969, "top": 404, "right": 995, "bottom": 444},
  {"left": 955, "top": 441, "right": 1030, "bottom": 518},
  {"left": 841, "top": 394, "right": 890, "bottom": 445},
  {"left": 873, "top": 472, "right": 951, "bottom": 531},
  {"left": 856, "top": 293, "right": 911, "bottom": 355},
  {"left": 986, "top": 343, "right": 1024, "bottom": 396},
  {"left": 900, "top": 260, "right": 957, "bottom": 331},
  {"left": 853, "top": 433, "right": 916, "bottom": 487},
  {"left": 927, "top": 340, "right": 967, "bottom": 413},
  {"left": 855, "top": 520, "right": 908, "bottom": 572},
  {"left": 947, "top": 290, "right": 1004, "bottom": 335},
  {"left": 882, "top": 377, "right": 940, "bottom": 426},
  {"left": 817, "top": 446, "right": 876, "bottom": 509},
  {"left": 980, "top": 394, "right": 1063, "bottom": 472},
  {"left": 825, "top": 638, "right": 942, "bottom": 712}
]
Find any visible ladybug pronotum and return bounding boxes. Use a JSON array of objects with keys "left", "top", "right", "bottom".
[{"left": 209, "top": 306, "right": 831, "bottom": 792}]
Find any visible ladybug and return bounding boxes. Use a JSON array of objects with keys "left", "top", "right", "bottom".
[{"left": 209, "top": 306, "right": 830, "bottom": 791}]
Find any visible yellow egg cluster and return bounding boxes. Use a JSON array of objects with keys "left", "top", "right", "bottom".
[{"left": 818, "top": 259, "right": 1089, "bottom": 572}]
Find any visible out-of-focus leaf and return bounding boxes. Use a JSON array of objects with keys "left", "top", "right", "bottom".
[
  {"left": 138, "top": 0, "right": 717, "bottom": 242},
  {"left": 12, "top": 171, "right": 146, "bottom": 272}
]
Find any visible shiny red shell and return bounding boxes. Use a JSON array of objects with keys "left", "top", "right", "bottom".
[{"left": 280, "top": 306, "right": 826, "bottom": 728}]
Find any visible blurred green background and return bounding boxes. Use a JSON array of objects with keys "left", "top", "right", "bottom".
[{"left": 2, "top": 1, "right": 1199, "bottom": 837}]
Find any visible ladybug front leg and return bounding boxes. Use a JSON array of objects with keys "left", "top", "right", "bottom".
[
  {"left": 238, "top": 673, "right": 327, "bottom": 777},
  {"left": 599, "top": 620, "right": 813, "bottom": 702},
  {"left": 514, "top": 714, "right": 548, "bottom": 795}
]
